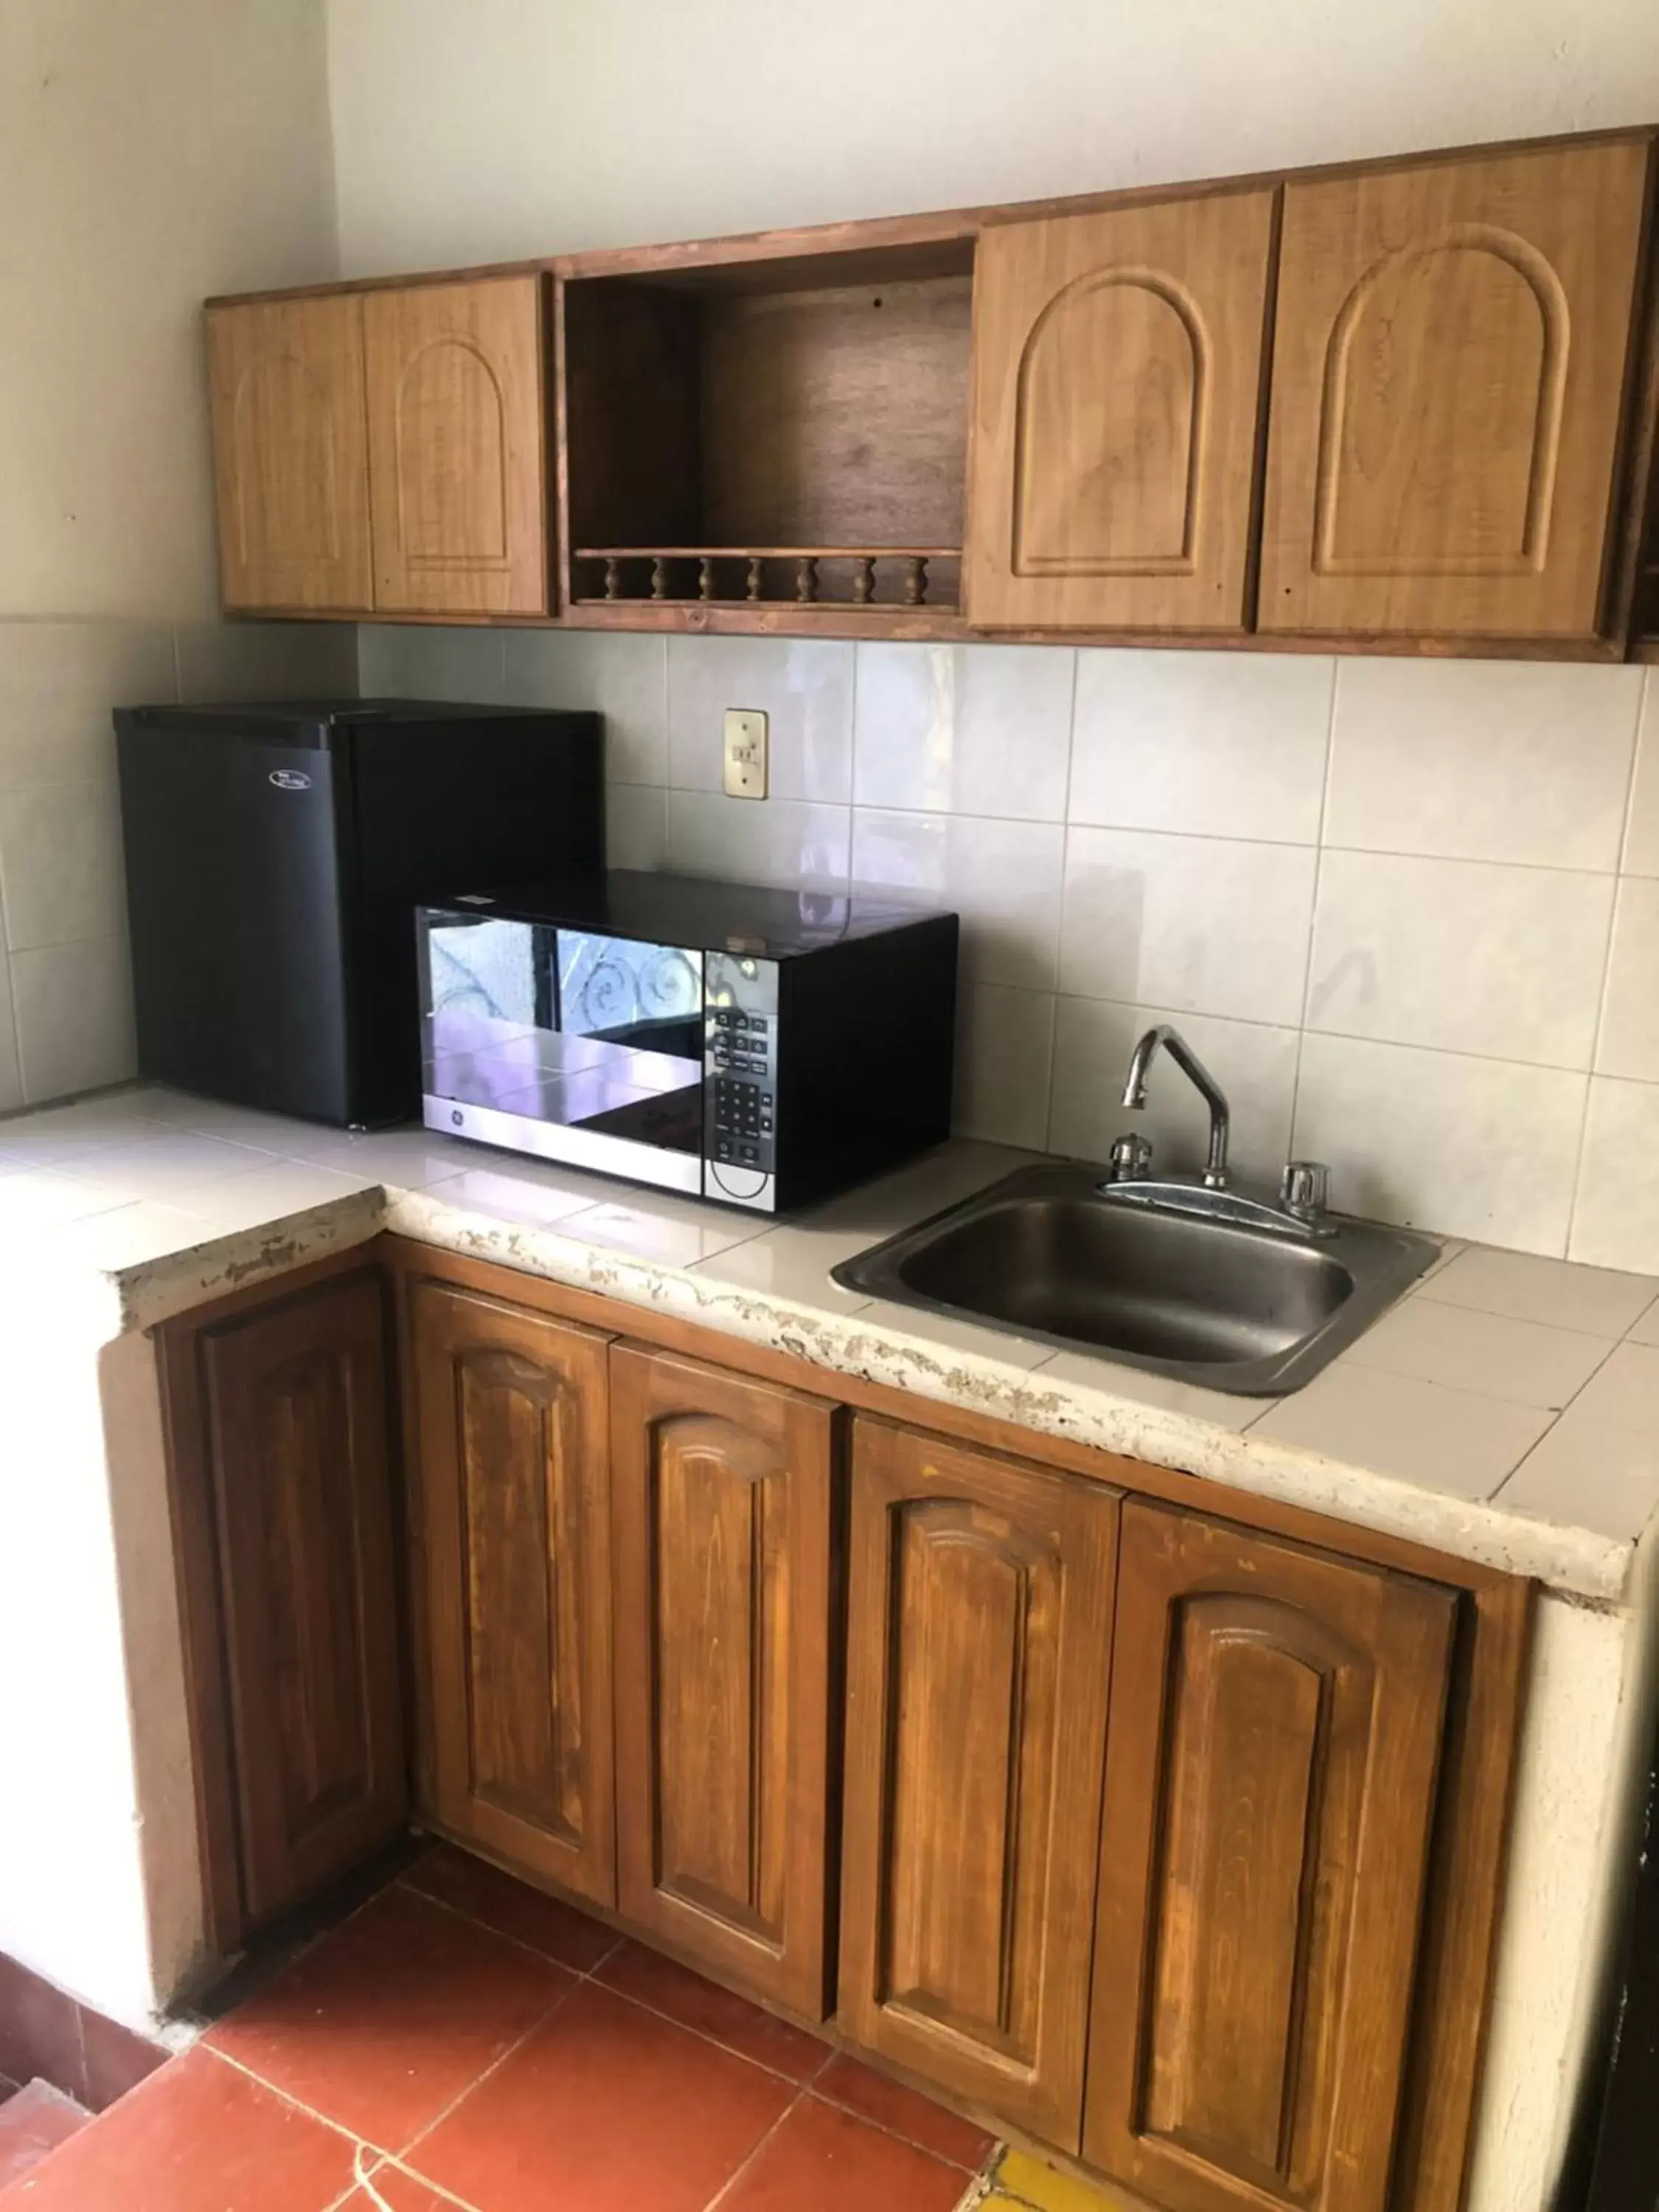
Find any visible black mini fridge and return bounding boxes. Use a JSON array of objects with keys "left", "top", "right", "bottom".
[{"left": 115, "top": 699, "right": 605, "bottom": 1127}]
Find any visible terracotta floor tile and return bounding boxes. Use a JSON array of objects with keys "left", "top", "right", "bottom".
[
  {"left": 75, "top": 2012, "right": 167, "bottom": 2112},
  {"left": 406, "top": 1979, "right": 795, "bottom": 2212},
  {"left": 0, "top": 2083, "right": 88, "bottom": 2193},
  {"left": 595, "top": 1942, "right": 828, "bottom": 2081},
  {"left": 338, "top": 2163, "right": 478, "bottom": 2211},
  {"left": 0, "top": 2048, "right": 356, "bottom": 2211},
  {"left": 813, "top": 2051, "right": 995, "bottom": 2170},
  {"left": 207, "top": 1887, "right": 571, "bottom": 2153},
  {"left": 0, "top": 1962, "right": 82, "bottom": 2103},
  {"left": 402, "top": 1846, "right": 618, "bottom": 1973},
  {"left": 717, "top": 2093, "right": 972, "bottom": 2212}
]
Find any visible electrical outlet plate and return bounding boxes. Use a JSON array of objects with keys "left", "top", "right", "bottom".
[{"left": 723, "top": 708, "right": 768, "bottom": 799}]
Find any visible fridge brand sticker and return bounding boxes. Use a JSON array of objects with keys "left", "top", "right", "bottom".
[{"left": 268, "top": 769, "right": 313, "bottom": 791}]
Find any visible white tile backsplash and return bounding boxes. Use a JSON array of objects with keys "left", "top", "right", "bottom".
[
  {"left": 10, "top": 935, "right": 136, "bottom": 1104},
  {"left": 1324, "top": 658, "right": 1643, "bottom": 869},
  {"left": 851, "top": 808, "right": 1063, "bottom": 990},
  {"left": 1571, "top": 1078, "right": 1659, "bottom": 1274},
  {"left": 1069, "top": 650, "right": 1334, "bottom": 844},
  {"left": 502, "top": 628, "right": 667, "bottom": 785},
  {"left": 366, "top": 631, "right": 1659, "bottom": 1269},
  {"left": 1060, "top": 825, "right": 1318, "bottom": 1025},
  {"left": 853, "top": 643, "right": 1074, "bottom": 819},
  {"left": 1292, "top": 1033, "right": 1587, "bottom": 1253},
  {"left": 1306, "top": 850, "right": 1613, "bottom": 1068},
  {"left": 0, "top": 782, "right": 128, "bottom": 953},
  {"left": 667, "top": 636, "right": 853, "bottom": 801},
  {"left": 954, "top": 983, "right": 1054, "bottom": 1148}
]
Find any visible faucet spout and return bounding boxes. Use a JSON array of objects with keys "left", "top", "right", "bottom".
[{"left": 1121, "top": 1024, "right": 1232, "bottom": 1189}]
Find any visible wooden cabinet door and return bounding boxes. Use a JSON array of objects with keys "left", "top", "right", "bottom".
[
  {"left": 364, "top": 275, "right": 549, "bottom": 615},
  {"left": 965, "top": 189, "right": 1276, "bottom": 630},
  {"left": 1260, "top": 137, "right": 1652, "bottom": 638},
  {"left": 611, "top": 1346, "right": 839, "bottom": 2017},
  {"left": 187, "top": 1268, "right": 404, "bottom": 1928},
  {"left": 206, "top": 294, "right": 373, "bottom": 612},
  {"left": 1084, "top": 1503, "right": 1458, "bottom": 2212},
  {"left": 838, "top": 1417, "right": 1119, "bottom": 2144},
  {"left": 408, "top": 1279, "right": 614, "bottom": 1905}
]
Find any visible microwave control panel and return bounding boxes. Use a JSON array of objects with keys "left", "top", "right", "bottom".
[{"left": 703, "top": 950, "right": 779, "bottom": 1211}]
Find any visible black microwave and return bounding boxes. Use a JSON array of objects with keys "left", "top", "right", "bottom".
[{"left": 417, "top": 872, "right": 959, "bottom": 1214}]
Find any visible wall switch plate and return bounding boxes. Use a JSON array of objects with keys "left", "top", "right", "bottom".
[{"left": 723, "top": 708, "right": 769, "bottom": 799}]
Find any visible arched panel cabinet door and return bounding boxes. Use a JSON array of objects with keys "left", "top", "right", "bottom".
[
  {"left": 838, "top": 1416, "right": 1120, "bottom": 2146},
  {"left": 408, "top": 1279, "right": 615, "bottom": 1906},
  {"left": 206, "top": 293, "right": 373, "bottom": 613},
  {"left": 610, "top": 1345, "right": 840, "bottom": 2018},
  {"left": 363, "top": 274, "right": 549, "bottom": 616},
  {"left": 1084, "top": 1501, "right": 1458, "bottom": 2212},
  {"left": 964, "top": 189, "right": 1276, "bottom": 631},
  {"left": 1260, "top": 136, "right": 1652, "bottom": 639}
]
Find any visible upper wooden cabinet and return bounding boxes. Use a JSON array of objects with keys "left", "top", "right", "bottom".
[
  {"left": 363, "top": 275, "right": 549, "bottom": 616},
  {"left": 1261, "top": 138, "right": 1652, "bottom": 639},
  {"left": 966, "top": 190, "right": 1277, "bottom": 631},
  {"left": 1085, "top": 1503, "right": 1458, "bottom": 2212},
  {"left": 610, "top": 1346, "right": 840, "bottom": 2019},
  {"left": 206, "top": 273, "right": 549, "bottom": 618},
  {"left": 206, "top": 293, "right": 374, "bottom": 613},
  {"left": 161, "top": 1265, "right": 405, "bottom": 1938},
  {"left": 406, "top": 1278, "right": 615, "bottom": 1907},
  {"left": 838, "top": 1416, "right": 1119, "bottom": 2146}
]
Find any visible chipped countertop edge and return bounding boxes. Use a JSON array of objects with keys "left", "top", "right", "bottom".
[{"left": 65, "top": 1175, "right": 1635, "bottom": 1610}]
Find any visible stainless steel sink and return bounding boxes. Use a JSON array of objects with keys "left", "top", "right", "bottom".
[{"left": 831, "top": 1161, "right": 1439, "bottom": 1395}]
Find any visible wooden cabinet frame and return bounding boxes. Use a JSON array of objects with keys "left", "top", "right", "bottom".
[
  {"left": 208, "top": 123, "right": 1659, "bottom": 657},
  {"left": 160, "top": 1234, "right": 1532, "bottom": 2212}
]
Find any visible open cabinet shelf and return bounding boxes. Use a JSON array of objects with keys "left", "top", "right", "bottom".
[{"left": 560, "top": 236, "right": 974, "bottom": 615}]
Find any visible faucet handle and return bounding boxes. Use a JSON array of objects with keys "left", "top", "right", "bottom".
[
  {"left": 1108, "top": 1132, "right": 1154, "bottom": 1183},
  {"left": 1280, "top": 1160, "right": 1330, "bottom": 1222}
]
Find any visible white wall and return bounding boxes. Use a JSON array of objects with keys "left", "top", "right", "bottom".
[
  {"left": 0, "top": 0, "right": 355, "bottom": 1115},
  {"left": 327, "top": 0, "right": 1659, "bottom": 271}
]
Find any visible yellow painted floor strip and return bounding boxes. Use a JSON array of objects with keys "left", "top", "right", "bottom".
[{"left": 986, "top": 2146, "right": 1138, "bottom": 2211}]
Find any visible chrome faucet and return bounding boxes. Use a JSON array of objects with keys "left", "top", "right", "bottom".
[
  {"left": 1121, "top": 1024, "right": 1231, "bottom": 1189},
  {"left": 1101, "top": 1024, "right": 1335, "bottom": 1239}
]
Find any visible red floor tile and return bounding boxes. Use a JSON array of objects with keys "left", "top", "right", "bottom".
[
  {"left": 596, "top": 1941, "right": 829, "bottom": 2082},
  {"left": 0, "top": 2083, "right": 87, "bottom": 2193},
  {"left": 207, "top": 1887, "right": 571, "bottom": 2153},
  {"left": 0, "top": 2048, "right": 356, "bottom": 2211},
  {"left": 0, "top": 1963, "right": 81, "bottom": 2103},
  {"left": 718, "top": 2093, "right": 972, "bottom": 2212},
  {"left": 813, "top": 2051, "right": 995, "bottom": 2170},
  {"left": 406, "top": 1978, "right": 795, "bottom": 2212},
  {"left": 338, "top": 2165, "right": 473, "bottom": 2211},
  {"left": 402, "top": 1845, "right": 618, "bottom": 1974},
  {"left": 75, "top": 2013, "right": 167, "bottom": 2112}
]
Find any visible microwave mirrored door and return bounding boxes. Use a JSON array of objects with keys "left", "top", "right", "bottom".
[{"left": 418, "top": 911, "right": 705, "bottom": 1192}]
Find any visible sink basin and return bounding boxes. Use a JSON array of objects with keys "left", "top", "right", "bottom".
[{"left": 831, "top": 1162, "right": 1439, "bottom": 1395}]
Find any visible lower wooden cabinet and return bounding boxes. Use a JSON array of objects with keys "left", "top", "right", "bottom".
[
  {"left": 1085, "top": 1503, "right": 1458, "bottom": 2212},
  {"left": 166, "top": 1243, "right": 1527, "bottom": 2212},
  {"left": 406, "top": 1278, "right": 616, "bottom": 1907},
  {"left": 838, "top": 1416, "right": 1120, "bottom": 2146},
  {"left": 161, "top": 1265, "right": 405, "bottom": 1935},
  {"left": 610, "top": 1345, "right": 840, "bottom": 2017}
]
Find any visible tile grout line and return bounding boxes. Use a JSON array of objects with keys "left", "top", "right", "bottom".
[
  {"left": 1287, "top": 657, "right": 1341, "bottom": 1163},
  {"left": 372, "top": 1964, "right": 582, "bottom": 2176},
  {"left": 699, "top": 2084, "right": 809, "bottom": 2212},
  {"left": 1565, "top": 709, "right": 1646, "bottom": 1253}
]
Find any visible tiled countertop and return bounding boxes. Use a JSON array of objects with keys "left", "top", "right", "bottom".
[{"left": 4, "top": 1085, "right": 1657, "bottom": 1604}]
